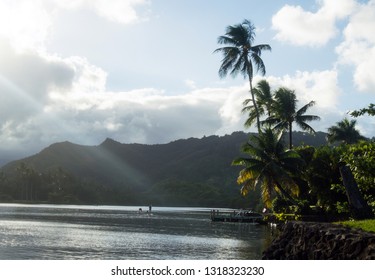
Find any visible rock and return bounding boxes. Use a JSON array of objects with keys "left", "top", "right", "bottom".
[{"left": 262, "top": 221, "right": 375, "bottom": 260}]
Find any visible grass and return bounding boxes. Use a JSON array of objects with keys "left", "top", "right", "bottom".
[{"left": 336, "top": 219, "right": 375, "bottom": 233}]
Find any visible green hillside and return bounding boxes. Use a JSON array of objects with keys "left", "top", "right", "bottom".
[{"left": 0, "top": 131, "right": 328, "bottom": 208}]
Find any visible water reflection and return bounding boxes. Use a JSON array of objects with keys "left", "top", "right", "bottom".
[{"left": 0, "top": 204, "right": 269, "bottom": 260}]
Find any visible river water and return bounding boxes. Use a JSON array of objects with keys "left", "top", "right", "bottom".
[{"left": 0, "top": 204, "right": 270, "bottom": 260}]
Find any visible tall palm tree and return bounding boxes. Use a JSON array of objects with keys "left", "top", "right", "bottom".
[
  {"left": 214, "top": 19, "right": 271, "bottom": 132},
  {"left": 327, "top": 118, "right": 366, "bottom": 144},
  {"left": 242, "top": 79, "right": 274, "bottom": 128},
  {"left": 264, "top": 87, "right": 320, "bottom": 149},
  {"left": 232, "top": 128, "right": 303, "bottom": 208}
]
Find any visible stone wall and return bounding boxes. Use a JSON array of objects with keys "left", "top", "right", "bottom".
[{"left": 262, "top": 221, "right": 375, "bottom": 260}]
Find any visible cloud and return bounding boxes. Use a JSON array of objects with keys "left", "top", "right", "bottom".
[
  {"left": 336, "top": 0, "right": 375, "bottom": 93},
  {"left": 0, "top": 35, "right": 248, "bottom": 156},
  {"left": 0, "top": 0, "right": 149, "bottom": 52},
  {"left": 51, "top": 0, "right": 150, "bottom": 25},
  {"left": 0, "top": 39, "right": 74, "bottom": 121},
  {"left": 266, "top": 70, "right": 340, "bottom": 108},
  {"left": 272, "top": 0, "right": 355, "bottom": 47},
  {"left": 46, "top": 86, "right": 244, "bottom": 145},
  {"left": 0, "top": 0, "right": 52, "bottom": 51}
]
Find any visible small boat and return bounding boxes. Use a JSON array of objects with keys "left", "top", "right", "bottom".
[{"left": 210, "top": 209, "right": 263, "bottom": 223}]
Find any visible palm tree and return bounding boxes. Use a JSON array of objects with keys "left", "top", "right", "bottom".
[
  {"left": 214, "top": 19, "right": 271, "bottom": 132},
  {"left": 327, "top": 118, "right": 366, "bottom": 144},
  {"left": 232, "top": 128, "right": 303, "bottom": 208},
  {"left": 264, "top": 87, "right": 320, "bottom": 149},
  {"left": 242, "top": 79, "right": 274, "bottom": 128}
]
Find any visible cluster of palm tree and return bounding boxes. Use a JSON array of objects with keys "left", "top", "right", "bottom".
[
  {"left": 216, "top": 19, "right": 371, "bottom": 213},
  {"left": 215, "top": 19, "right": 320, "bottom": 207},
  {"left": 215, "top": 19, "right": 320, "bottom": 149},
  {"left": 243, "top": 81, "right": 320, "bottom": 149}
]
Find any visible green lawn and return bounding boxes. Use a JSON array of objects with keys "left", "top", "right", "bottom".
[{"left": 337, "top": 219, "right": 375, "bottom": 233}]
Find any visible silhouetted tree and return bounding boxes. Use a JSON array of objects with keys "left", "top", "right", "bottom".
[{"left": 215, "top": 19, "right": 271, "bottom": 132}]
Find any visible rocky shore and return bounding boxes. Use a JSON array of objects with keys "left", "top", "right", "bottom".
[{"left": 262, "top": 221, "right": 375, "bottom": 260}]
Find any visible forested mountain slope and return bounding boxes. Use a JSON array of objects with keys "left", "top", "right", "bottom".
[{"left": 0, "top": 131, "right": 327, "bottom": 207}]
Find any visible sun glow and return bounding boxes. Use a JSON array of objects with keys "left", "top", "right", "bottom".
[{"left": 0, "top": 0, "right": 52, "bottom": 52}]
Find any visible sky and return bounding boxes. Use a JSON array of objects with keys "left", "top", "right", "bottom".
[{"left": 0, "top": 0, "right": 374, "bottom": 163}]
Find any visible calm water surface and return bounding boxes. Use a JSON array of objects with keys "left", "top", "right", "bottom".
[{"left": 0, "top": 204, "right": 270, "bottom": 260}]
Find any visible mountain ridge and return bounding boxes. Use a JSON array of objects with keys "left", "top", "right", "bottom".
[{"left": 0, "top": 131, "right": 328, "bottom": 207}]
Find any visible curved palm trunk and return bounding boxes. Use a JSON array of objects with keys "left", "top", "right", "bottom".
[{"left": 246, "top": 63, "right": 261, "bottom": 133}]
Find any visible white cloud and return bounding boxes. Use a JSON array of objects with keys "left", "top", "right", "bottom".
[
  {"left": 272, "top": 0, "right": 356, "bottom": 47},
  {"left": 336, "top": 0, "right": 375, "bottom": 93},
  {"left": 267, "top": 70, "right": 340, "bottom": 109},
  {"left": 0, "top": 0, "right": 149, "bottom": 52},
  {"left": 0, "top": 35, "right": 248, "bottom": 155},
  {"left": 0, "top": 0, "right": 52, "bottom": 51},
  {"left": 50, "top": 0, "right": 150, "bottom": 25}
]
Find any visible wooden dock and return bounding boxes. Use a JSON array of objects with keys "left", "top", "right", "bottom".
[{"left": 210, "top": 209, "right": 263, "bottom": 223}]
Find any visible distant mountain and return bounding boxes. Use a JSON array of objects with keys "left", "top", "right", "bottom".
[{"left": 0, "top": 131, "right": 328, "bottom": 207}]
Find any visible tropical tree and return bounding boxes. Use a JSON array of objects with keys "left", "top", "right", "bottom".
[
  {"left": 263, "top": 87, "right": 320, "bottom": 149},
  {"left": 232, "top": 128, "right": 303, "bottom": 208},
  {"left": 214, "top": 19, "right": 271, "bottom": 132},
  {"left": 327, "top": 118, "right": 366, "bottom": 144},
  {"left": 242, "top": 79, "right": 274, "bottom": 128}
]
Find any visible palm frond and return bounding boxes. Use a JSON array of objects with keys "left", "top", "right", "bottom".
[
  {"left": 296, "top": 100, "right": 316, "bottom": 115},
  {"left": 215, "top": 19, "right": 271, "bottom": 82},
  {"left": 216, "top": 36, "right": 235, "bottom": 46},
  {"left": 296, "top": 121, "right": 316, "bottom": 134},
  {"left": 242, "top": 98, "right": 253, "bottom": 107},
  {"left": 250, "top": 51, "right": 266, "bottom": 76}
]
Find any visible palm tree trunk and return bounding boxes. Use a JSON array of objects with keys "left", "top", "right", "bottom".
[
  {"left": 289, "top": 122, "right": 293, "bottom": 149},
  {"left": 247, "top": 67, "right": 261, "bottom": 132},
  {"left": 339, "top": 165, "right": 373, "bottom": 219}
]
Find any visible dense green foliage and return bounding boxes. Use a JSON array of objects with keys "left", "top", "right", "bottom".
[
  {"left": 270, "top": 141, "right": 375, "bottom": 218},
  {"left": 340, "top": 141, "right": 375, "bottom": 208},
  {"left": 295, "top": 145, "right": 347, "bottom": 215},
  {"left": 234, "top": 133, "right": 374, "bottom": 219}
]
